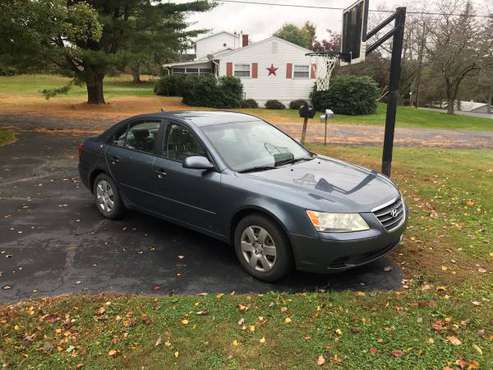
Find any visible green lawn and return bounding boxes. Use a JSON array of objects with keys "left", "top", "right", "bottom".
[
  {"left": 0, "top": 74, "right": 156, "bottom": 98},
  {"left": 243, "top": 103, "right": 493, "bottom": 131},
  {"left": 0, "top": 128, "right": 15, "bottom": 146},
  {"left": 2, "top": 146, "right": 492, "bottom": 369},
  {"left": 1, "top": 74, "right": 492, "bottom": 131}
]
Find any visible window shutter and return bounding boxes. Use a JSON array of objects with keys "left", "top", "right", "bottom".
[
  {"left": 286, "top": 63, "right": 292, "bottom": 79},
  {"left": 252, "top": 63, "right": 258, "bottom": 78},
  {"left": 226, "top": 62, "right": 233, "bottom": 77},
  {"left": 310, "top": 64, "right": 317, "bottom": 79}
]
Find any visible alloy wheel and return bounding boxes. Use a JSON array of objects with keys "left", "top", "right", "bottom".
[
  {"left": 96, "top": 180, "right": 115, "bottom": 213},
  {"left": 240, "top": 225, "right": 277, "bottom": 272}
]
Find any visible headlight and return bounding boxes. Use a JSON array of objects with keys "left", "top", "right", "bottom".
[{"left": 306, "top": 210, "right": 369, "bottom": 232}]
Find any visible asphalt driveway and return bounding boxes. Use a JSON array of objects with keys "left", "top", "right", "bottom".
[{"left": 0, "top": 133, "right": 402, "bottom": 303}]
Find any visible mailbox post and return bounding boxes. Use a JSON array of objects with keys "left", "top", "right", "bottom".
[
  {"left": 320, "top": 109, "right": 334, "bottom": 145},
  {"left": 298, "top": 103, "right": 316, "bottom": 145}
]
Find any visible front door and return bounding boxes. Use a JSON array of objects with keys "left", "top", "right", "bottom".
[
  {"left": 152, "top": 122, "right": 223, "bottom": 236},
  {"left": 106, "top": 119, "right": 162, "bottom": 212}
]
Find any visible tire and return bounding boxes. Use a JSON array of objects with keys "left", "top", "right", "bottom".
[
  {"left": 93, "top": 173, "right": 125, "bottom": 220},
  {"left": 234, "top": 214, "right": 293, "bottom": 282}
]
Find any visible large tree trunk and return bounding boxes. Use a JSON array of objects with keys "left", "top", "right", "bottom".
[
  {"left": 131, "top": 65, "right": 142, "bottom": 84},
  {"left": 488, "top": 91, "right": 492, "bottom": 114},
  {"left": 447, "top": 99, "right": 455, "bottom": 114},
  {"left": 86, "top": 73, "right": 105, "bottom": 105}
]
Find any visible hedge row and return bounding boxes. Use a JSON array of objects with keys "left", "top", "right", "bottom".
[
  {"left": 155, "top": 73, "right": 379, "bottom": 115},
  {"left": 155, "top": 74, "right": 243, "bottom": 108}
]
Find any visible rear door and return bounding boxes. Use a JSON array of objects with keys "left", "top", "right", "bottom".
[
  {"left": 105, "top": 119, "right": 163, "bottom": 212},
  {"left": 152, "top": 122, "right": 224, "bottom": 236}
]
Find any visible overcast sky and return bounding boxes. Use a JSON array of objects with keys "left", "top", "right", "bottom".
[{"left": 174, "top": 0, "right": 491, "bottom": 41}]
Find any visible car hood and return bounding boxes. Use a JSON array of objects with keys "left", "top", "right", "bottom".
[{"left": 245, "top": 156, "right": 400, "bottom": 212}]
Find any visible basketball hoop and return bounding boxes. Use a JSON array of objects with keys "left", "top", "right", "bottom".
[{"left": 306, "top": 52, "right": 339, "bottom": 91}]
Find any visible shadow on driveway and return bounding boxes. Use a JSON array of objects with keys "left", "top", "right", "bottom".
[{"left": 0, "top": 133, "right": 402, "bottom": 303}]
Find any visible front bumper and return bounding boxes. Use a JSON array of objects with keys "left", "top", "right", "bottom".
[{"left": 289, "top": 211, "right": 407, "bottom": 274}]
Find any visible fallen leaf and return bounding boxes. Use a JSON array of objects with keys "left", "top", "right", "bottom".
[
  {"left": 181, "top": 319, "right": 189, "bottom": 325},
  {"left": 447, "top": 336, "right": 462, "bottom": 345},
  {"left": 335, "top": 328, "right": 342, "bottom": 336},
  {"left": 238, "top": 318, "right": 245, "bottom": 326},
  {"left": 280, "top": 306, "right": 288, "bottom": 313},
  {"left": 174, "top": 351, "right": 179, "bottom": 358},
  {"left": 155, "top": 336, "right": 162, "bottom": 347},
  {"left": 391, "top": 350, "right": 403, "bottom": 358},
  {"left": 232, "top": 339, "right": 239, "bottom": 347},
  {"left": 316, "top": 355, "right": 326, "bottom": 366},
  {"left": 384, "top": 266, "right": 393, "bottom": 272},
  {"left": 259, "top": 336, "right": 266, "bottom": 344},
  {"left": 369, "top": 347, "right": 378, "bottom": 354},
  {"left": 477, "top": 267, "right": 487, "bottom": 273},
  {"left": 108, "top": 349, "right": 118, "bottom": 357},
  {"left": 284, "top": 317, "right": 292, "bottom": 324},
  {"left": 472, "top": 344, "right": 482, "bottom": 355}
]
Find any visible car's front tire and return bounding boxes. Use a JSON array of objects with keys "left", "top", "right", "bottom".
[
  {"left": 234, "top": 214, "right": 293, "bottom": 282},
  {"left": 93, "top": 173, "right": 125, "bottom": 220}
]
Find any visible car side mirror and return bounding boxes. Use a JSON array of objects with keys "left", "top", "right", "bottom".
[{"left": 183, "top": 156, "right": 214, "bottom": 170}]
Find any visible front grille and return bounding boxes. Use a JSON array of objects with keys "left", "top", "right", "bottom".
[{"left": 373, "top": 197, "right": 405, "bottom": 231}]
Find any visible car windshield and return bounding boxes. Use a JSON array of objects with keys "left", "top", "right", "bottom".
[{"left": 202, "top": 120, "right": 313, "bottom": 172}]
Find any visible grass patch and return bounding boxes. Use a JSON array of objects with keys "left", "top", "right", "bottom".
[
  {"left": 0, "top": 129, "right": 15, "bottom": 146},
  {"left": 1, "top": 74, "right": 492, "bottom": 131},
  {"left": 0, "top": 74, "right": 156, "bottom": 99},
  {"left": 243, "top": 103, "right": 493, "bottom": 131},
  {"left": 1, "top": 145, "right": 492, "bottom": 368}
]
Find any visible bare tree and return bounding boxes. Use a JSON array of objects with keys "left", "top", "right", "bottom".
[{"left": 426, "top": 0, "right": 483, "bottom": 114}]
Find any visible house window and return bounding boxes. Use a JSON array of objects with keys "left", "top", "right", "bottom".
[
  {"left": 234, "top": 64, "right": 251, "bottom": 78},
  {"left": 199, "top": 68, "right": 212, "bottom": 75},
  {"left": 173, "top": 68, "right": 186, "bottom": 74},
  {"left": 186, "top": 68, "right": 199, "bottom": 75},
  {"left": 293, "top": 65, "right": 309, "bottom": 79}
]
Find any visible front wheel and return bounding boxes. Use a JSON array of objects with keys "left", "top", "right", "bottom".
[
  {"left": 93, "top": 173, "right": 125, "bottom": 220},
  {"left": 234, "top": 214, "right": 293, "bottom": 282}
]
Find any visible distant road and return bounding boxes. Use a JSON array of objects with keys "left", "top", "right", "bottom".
[{"left": 420, "top": 107, "right": 493, "bottom": 120}]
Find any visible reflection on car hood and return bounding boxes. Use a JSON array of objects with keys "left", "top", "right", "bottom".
[{"left": 245, "top": 156, "right": 400, "bottom": 212}]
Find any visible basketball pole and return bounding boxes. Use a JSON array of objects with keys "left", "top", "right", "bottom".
[{"left": 381, "top": 7, "right": 406, "bottom": 177}]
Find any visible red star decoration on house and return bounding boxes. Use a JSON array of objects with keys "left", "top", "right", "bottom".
[{"left": 267, "top": 64, "right": 278, "bottom": 76}]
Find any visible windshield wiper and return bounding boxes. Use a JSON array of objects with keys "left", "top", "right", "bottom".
[
  {"left": 275, "top": 157, "right": 313, "bottom": 167},
  {"left": 238, "top": 165, "right": 277, "bottom": 174}
]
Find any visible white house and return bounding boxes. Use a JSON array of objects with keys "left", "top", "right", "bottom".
[{"left": 163, "top": 32, "right": 316, "bottom": 107}]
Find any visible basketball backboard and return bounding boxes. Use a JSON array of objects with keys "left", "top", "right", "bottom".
[{"left": 341, "top": 0, "right": 369, "bottom": 65}]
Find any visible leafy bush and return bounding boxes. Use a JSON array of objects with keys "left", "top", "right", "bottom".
[
  {"left": 265, "top": 100, "right": 286, "bottom": 110},
  {"left": 182, "top": 75, "right": 243, "bottom": 108},
  {"left": 240, "top": 99, "right": 259, "bottom": 108},
  {"left": 0, "top": 65, "right": 16, "bottom": 76},
  {"left": 154, "top": 74, "right": 190, "bottom": 97},
  {"left": 289, "top": 99, "right": 308, "bottom": 110},
  {"left": 310, "top": 75, "right": 379, "bottom": 115}
]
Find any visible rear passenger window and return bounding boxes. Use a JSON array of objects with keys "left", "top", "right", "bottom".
[{"left": 125, "top": 121, "right": 160, "bottom": 153}]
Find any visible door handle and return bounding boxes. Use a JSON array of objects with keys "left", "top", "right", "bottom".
[
  {"left": 155, "top": 168, "right": 167, "bottom": 179},
  {"left": 110, "top": 155, "right": 120, "bottom": 164}
]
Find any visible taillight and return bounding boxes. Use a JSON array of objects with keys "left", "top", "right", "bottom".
[{"left": 78, "top": 143, "right": 84, "bottom": 158}]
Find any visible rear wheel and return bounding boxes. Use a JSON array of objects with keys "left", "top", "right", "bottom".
[
  {"left": 93, "top": 173, "right": 125, "bottom": 219},
  {"left": 234, "top": 214, "right": 293, "bottom": 282}
]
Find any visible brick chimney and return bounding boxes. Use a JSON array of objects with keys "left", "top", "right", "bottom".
[{"left": 242, "top": 34, "right": 249, "bottom": 47}]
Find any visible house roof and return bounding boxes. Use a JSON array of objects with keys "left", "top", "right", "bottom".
[
  {"left": 214, "top": 36, "right": 312, "bottom": 59},
  {"left": 194, "top": 31, "right": 239, "bottom": 43},
  {"left": 162, "top": 59, "right": 212, "bottom": 68}
]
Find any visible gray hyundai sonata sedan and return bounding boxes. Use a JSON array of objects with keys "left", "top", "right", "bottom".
[{"left": 78, "top": 111, "right": 407, "bottom": 282}]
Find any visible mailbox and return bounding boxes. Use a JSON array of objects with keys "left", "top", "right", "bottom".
[{"left": 298, "top": 104, "right": 316, "bottom": 119}]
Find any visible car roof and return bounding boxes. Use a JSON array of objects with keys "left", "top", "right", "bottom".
[{"left": 140, "top": 111, "right": 260, "bottom": 127}]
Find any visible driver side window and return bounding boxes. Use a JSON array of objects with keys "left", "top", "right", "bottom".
[{"left": 165, "top": 123, "right": 206, "bottom": 162}]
